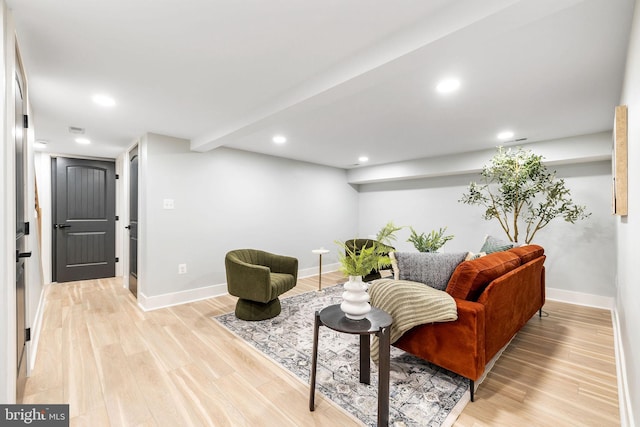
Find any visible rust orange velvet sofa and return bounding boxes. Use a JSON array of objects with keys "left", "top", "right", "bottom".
[{"left": 393, "top": 244, "right": 546, "bottom": 401}]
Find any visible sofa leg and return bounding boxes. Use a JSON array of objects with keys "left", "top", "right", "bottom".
[
  {"left": 539, "top": 308, "right": 542, "bottom": 318},
  {"left": 469, "top": 379, "right": 474, "bottom": 402}
]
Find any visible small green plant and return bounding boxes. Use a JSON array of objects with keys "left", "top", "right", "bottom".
[
  {"left": 335, "top": 239, "right": 391, "bottom": 277},
  {"left": 375, "top": 221, "right": 404, "bottom": 247},
  {"left": 407, "top": 227, "right": 454, "bottom": 252}
]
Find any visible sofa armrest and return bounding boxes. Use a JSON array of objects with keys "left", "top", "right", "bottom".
[
  {"left": 394, "top": 298, "right": 486, "bottom": 381},
  {"left": 477, "top": 256, "right": 545, "bottom": 359}
]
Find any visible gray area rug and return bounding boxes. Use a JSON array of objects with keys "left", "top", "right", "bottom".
[{"left": 214, "top": 284, "right": 469, "bottom": 427}]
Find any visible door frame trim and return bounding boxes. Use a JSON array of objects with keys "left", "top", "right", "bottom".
[
  {"left": 14, "top": 43, "right": 29, "bottom": 401},
  {"left": 2, "top": 34, "right": 27, "bottom": 403},
  {"left": 122, "top": 141, "right": 140, "bottom": 298}
]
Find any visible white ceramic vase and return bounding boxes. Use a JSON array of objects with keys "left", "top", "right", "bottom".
[{"left": 340, "top": 275, "right": 371, "bottom": 320}]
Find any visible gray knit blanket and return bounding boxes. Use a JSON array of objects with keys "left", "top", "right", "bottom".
[{"left": 368, "top": 279, "right": 458, "bottom": 362}]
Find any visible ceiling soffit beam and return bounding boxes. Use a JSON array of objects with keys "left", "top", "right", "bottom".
[
  {"left": 346, "top": 132, "right": 612, "bottom": 184},
  {"left": 189, "top": 0, "right": 582, "bottom": 153}
]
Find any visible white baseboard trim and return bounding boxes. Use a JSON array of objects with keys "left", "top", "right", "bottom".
[
  {"left": 612, "top": 308, "right": 635, "bottom": 427},
  {"left": 28, "top": 282, "right": 51, "bottom": 373},
  {"left": 546, "top": 287, "right": 614, "bottom": 310},
  {"left": 136, "top": 281, "right": 612, "bottom": 312},
  {"left": 138, "top": 264, "right": 343, "bottom": 312},
  {"left": 138, "top": 283, "right": 228, "bottom": 311},
  {"left": 298, "top": 263, "right": 340, "bottom": 279}
]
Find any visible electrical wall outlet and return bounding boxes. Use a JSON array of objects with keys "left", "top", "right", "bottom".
[
  {"left": 178, "top": 263, "right": 187, "bottom": 274},
  {"left": 163, "top": 199, "right": 175, "bottom": 209}
]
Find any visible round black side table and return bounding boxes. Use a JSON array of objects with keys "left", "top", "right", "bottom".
[{"left": 309, "top": 304, "right": 392, "bottom": 427}]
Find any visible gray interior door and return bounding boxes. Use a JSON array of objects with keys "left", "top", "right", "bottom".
[
  {"left": 15, "top": 63, "right": 29, "bottom": 402},
  {"left": 53, "top": 157, "right": 116, "bottom": 282},
  {"left": 128, "top": 147, "right": 138, "bottom": 297}
]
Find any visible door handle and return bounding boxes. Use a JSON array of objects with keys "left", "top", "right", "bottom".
[
  {"left": 54, "top": 224, "right": 71, "bottom": 229},
  {"left": 16, "top": 251, "right": 32, "bottom": 262},
  {"left": 125, "top": 225, "right": 131, "bottom": 229}
]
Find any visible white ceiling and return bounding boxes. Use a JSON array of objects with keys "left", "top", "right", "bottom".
[{"left": 7, "top": 0, "right": 635, "bottom": 168}]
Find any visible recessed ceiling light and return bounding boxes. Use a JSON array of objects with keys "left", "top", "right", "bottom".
[
  {"left": 436, "top": 78, "right": 461, "bottom": 94},
  {"left": 75, "top": 137, "right": 91, "bottom": 145},
  {"left": 272, "top": 135, "right": 287, "bottom": 144},
  {"left": 497, "top": 131, "right": 515, "bottom": 140},
  {"left": 92, "top": 94, "right": 116, "bottom": 107},
  {"left": 358, "top": 156, "right": 369, "bottom": 163}
]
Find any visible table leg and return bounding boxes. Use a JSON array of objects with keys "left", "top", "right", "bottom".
[
  {"left": 377, "top": 326, "right": 391, "bottom": 427},
  {"left": 309, "top": 311, "right": 321, "bottom": 411},
  {"left": 318, "top": 254, "right": 323, "bottom": 291},
  {"left": 359, "top": 334, "right": 370, "bottom": 385}
]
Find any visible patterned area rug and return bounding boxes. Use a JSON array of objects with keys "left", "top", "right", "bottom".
[{"left": 214, "top": 284, "right": 470, "bottom": 427}]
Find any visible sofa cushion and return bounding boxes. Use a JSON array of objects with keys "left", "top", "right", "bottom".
[
  {"left": 464, "top": 251, "right": 486, "bottom": 261},
  {"left": 479, "top": 235, "right": 515, "bottom": 254},
  {"left": 394, "top": 251, "right": 468, "bottom": 291},
  {"left": 508, "top": 244, "right": 544, "bottom": 264},
  {"left": 446, "top": 251, "right": 521, "bottom": 300}
]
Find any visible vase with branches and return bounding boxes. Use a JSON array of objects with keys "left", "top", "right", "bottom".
[
  {"left": 459, "top": 147, "right": 590, "bottom": 244},
  {"left": 335, "top": 239, "right": 391, "bottom": 277},
  {"left": 336, "top": 222, "right": 400, "bottom": 320}
]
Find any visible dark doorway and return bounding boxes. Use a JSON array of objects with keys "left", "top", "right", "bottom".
[
  {"left": 52, "top": 157, "right": 116, "bottom": 282},
  {"left": 15, "top": 55, "right": 29, "bottom": 402},
  {"left": 128, "top": 146, "right": 138, "bottom": 297}
]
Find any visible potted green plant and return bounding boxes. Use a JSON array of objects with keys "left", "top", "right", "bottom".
[
  {"left": 375, "top": 221, "right": 404, "bottom": 247},
  {"left": 335, "top": 239, "right": 391, "bottom": 320},
  {"left": 407, "top": 227, "right": 454, "bottom": 252},
  {"left": 335, "top": 240, "right": 391, "bottom": 278},
  {"left": 459, "top": 147, "right": 590, "bottom": 243}
]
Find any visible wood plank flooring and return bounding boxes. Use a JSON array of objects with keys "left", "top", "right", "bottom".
[{"left": 23, "top": 273, "right": 620, "bottom": 426}]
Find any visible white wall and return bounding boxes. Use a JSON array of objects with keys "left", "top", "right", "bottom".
[
  {"left": 358, "top": 159, "right": 616, "bottom": 299},
  {"left": 138, "top": 133, "right": 358, "bottom": 306},
  {"left": 33, "top": 152, "right": 52, "bottom": 283},
  {"left": 616, "top": 0, "right": 640, "bottom": 425}
]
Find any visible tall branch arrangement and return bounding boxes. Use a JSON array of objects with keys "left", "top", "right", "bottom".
[{"left": 459, "top": 147, "right": 590, "bottom": 244}]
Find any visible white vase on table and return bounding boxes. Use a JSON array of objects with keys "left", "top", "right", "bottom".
[{"left": 340, "top": 275, "right": 371, "bottom": 320}]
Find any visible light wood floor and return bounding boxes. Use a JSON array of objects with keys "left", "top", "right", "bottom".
[{"left": 23, "top": 272, "right": 620, "bottom": 426}]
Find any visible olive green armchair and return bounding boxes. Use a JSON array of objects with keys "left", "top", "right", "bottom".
[{"left": 225, "top": 249, "right": 298, "bottom": 320}]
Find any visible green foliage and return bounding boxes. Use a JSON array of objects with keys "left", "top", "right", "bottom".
[
  {"left": 335, "top": 239, "right": 391, "bottom": 277},
  {"left": 375, "top": 221, "right": 404, "bottom": 246},
  {"left": 459, "top": 147, "right": 590, "bottom": 243},
  {"left": 407, "top": 227, "right": 454, "bottom": 252}
]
